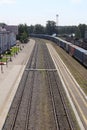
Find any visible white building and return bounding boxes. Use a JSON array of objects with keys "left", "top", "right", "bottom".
[
  {"left": 0, "top": 28, "right": 8, "bottom": 53},
  {"left": 5, "top": 25, "right": 18, "bottom": 35},
  {"left": 0, "top": 26, "right": 17, "bottom": 54}
]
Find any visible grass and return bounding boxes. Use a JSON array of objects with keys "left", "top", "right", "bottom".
[
  {"left": 0, "top": 46, "right": 20, "bottom": 62},
  {"left": 0, "top": 57, "right": 7, "bottom": 62},
  {"left": 11, "top": 46, "right": 20, "bottom": 55}
]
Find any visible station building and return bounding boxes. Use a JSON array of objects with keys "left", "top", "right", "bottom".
[{"left": 0, "top": 25, "right": 18, "bottom": 54}]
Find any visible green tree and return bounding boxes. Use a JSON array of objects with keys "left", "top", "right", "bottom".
[
  {"left": 34, "top": 24, "right": 45, "bottom": 34},
  {"left": 20, "top": 31, "right": 28, "bottom": 43},
  {"left": 17, "top": 24, "right": 29, "bottom": 43},
  {"left": 28, "top": 25, "right": 34, "bottom": 34},
  {"left": 46, "top": 21, "right": 57, "bottom": 35},
  {"left": 78, "top": 24, "right": 86, "bottom": 38},
  {"left": 58, "top": 26, "right": 77, "bottom": 35},
  {"left": 75, "top": 28, "right": 81, "bottom": 39}
]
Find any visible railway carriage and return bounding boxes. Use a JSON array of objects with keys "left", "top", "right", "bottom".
[
  {"left": 55, "top": 37, "right": 71, "bottom": 52},
  {"left": 83, "top": 52, "right": 87, "bottom": 67},
  {"left": 68, "top": 44, "right": 76, "bottom": 56},
  {"left": 65, "top": 41, "right": 71, "bottom": 52},
  {"left": 74, "top": 47, "right": 87, "bottom": 63}
]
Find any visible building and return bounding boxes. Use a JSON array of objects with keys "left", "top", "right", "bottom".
[
  {"left": 0, "top": 27, "right": 8, "bottom": 53},
  {"left": 0, "top": 25, "right": 17, "bottom": 54},
  {"left": 4, "top": 25, "right": 18, "bottom": 35}
]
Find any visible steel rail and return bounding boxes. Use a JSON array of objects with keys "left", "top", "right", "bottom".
[{"left": 43, "top": 44, "right": 74, "bottom": 130}]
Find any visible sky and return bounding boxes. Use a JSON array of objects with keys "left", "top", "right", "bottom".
[{"left": 0, "top": 0, "right": 87, "bottom": 26}]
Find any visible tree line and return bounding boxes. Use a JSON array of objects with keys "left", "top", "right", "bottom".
[
  {"left": 17, "top": 21, "right": 57, "bottom": 42},
  {"left": 17, "top": 21, "right": 87, "bottom": 43}
]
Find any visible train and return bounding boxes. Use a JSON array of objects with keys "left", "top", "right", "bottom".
[{"left": 30, "top": 34, "right": 87, "bottom": 67}]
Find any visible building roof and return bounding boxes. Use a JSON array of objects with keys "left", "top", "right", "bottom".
[{"left": 4, "top": 25, "right": 18, "bottom": 35}]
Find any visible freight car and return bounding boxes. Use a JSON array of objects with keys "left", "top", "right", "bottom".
[
  {"left": 30, "top": 34, "right": 87, "bottom": 67},
  {"left": 55, "top": 37, "right": 71, "bottom": 51},
  {"left": 83, "top": 52, "right": 87, "bottom": 67},
  {"left": 55, "top": 37, "right": 87, "bottom": 67}
]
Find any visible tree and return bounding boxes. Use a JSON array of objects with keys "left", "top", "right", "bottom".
[
  {"left": 20, "top": 31, "right": 28, "bottom": 43},
  {"left": 0, "top": 23, "right": 7, "bottom": 27},
  {"left": 28, "top": 25, "right": 34, "bottom": 34},
  {"left": 58, "top": 26, "right": 77, "bottom": 35},
  {"left": 75, "top": 28, "right": 81, "bottom": 39},
  {"left": 34, "top": 24, "right": 45, "bottom": 34},
  {"left": 45, "top": 21, "right": 57, "bottom": 35},
  {"left": 17, "top": 24, "right": 29, "bottom": 43},
  {"left": 78, "top": 24, "right": 87, "bottom": 39}
]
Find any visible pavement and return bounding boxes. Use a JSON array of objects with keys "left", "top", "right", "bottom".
[{"left": 0, "top": 39, "right": 35, "bottom": 130}]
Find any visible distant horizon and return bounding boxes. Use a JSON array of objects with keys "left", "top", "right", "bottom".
[
  {"left": 0, "top": 0, "right": 87, "bottom": 26},
  {"left": 0, "top": 22, "right": 86, "bottom": 27}
]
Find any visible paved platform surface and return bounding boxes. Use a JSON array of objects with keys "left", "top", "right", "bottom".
[{"left": 0, "top": 39, "right": 35, "bottom": 130}]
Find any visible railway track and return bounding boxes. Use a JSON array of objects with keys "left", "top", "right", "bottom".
[
  {"left": 42, "top": 43, "right": 74, "bottom": 130},
  {"left": 2, "top": 43, "right": 38, "bottom": 130},
  {"left": 2, "top": 39, "right": 78, "bottom": 130}
]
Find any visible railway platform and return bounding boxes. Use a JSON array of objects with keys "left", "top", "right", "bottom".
[{"left": 0, "top": 39, "right": 35, "bottom": 130}]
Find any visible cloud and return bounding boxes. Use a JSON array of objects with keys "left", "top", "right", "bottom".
[
  {"left": 70, "top": 0, "right": 82, "bottom": 4},
  {"left": 0, "top": 0, "right": 16, "bottom": 4}
]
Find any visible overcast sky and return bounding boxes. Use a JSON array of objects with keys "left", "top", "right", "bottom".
[{"left": 0, "top": 0, "right": 87, "bottom": 26}]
